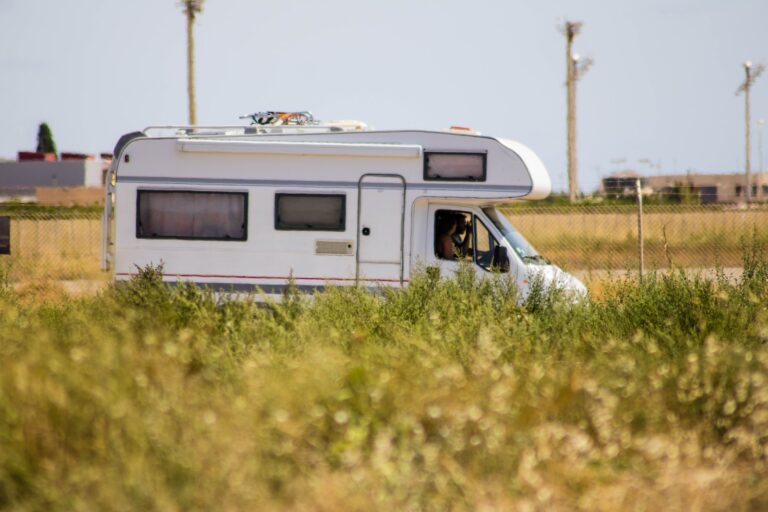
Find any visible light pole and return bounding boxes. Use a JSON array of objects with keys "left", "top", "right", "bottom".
[
  {"left": 562, "top": 21, "right": 593, "bottom": 203},
  {"left": 736, "top": 61, "right": 764, "bottom": 203}
]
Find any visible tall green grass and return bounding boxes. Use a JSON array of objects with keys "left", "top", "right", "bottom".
[{"left": 1, "top": 245, "right": 767, "bottom": 510}]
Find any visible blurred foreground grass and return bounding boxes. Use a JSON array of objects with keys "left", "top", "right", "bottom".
[{"left": 1, "top": 249, "right": 768, "bottom": 510}]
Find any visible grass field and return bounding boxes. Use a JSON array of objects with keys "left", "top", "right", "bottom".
[{"left": 1, "top": 245, "right": 767, "bottom": 510}]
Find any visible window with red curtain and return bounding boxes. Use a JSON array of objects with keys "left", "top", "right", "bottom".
[{"left": 137, "top": 190, "right": 247, "bottom": 240}]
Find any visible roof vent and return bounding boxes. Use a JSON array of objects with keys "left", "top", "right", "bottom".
[
  {"left": 326, "top": 120, "right": 368, "bottom": 131},
  {"left": 447, "top": 125, "right": 480, "bottom": 135}
]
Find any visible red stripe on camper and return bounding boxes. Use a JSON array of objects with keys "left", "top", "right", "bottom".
[{"left": 115, "top": 272, "right": 407, "bottom": 283}]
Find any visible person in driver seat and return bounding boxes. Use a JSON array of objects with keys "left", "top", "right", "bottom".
[
  {"left": 436, "top": 214, "right": 458, "bottom": 260},
  {"left": 452, "top": 213, "right": 472, "bottom": 258}
]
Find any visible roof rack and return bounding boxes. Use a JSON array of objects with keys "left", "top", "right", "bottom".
[
  {"left": 142, "top": 121, "right": 368, "bottom": 138},
  {"left": 143, "top": 113, "right": 369, "bottom": 138},
  {"left": 239, "top": 111, "right": 316, "bottom": 126},
  {"left": 142, "top": 124, "right": 347, "bottom": 138}
]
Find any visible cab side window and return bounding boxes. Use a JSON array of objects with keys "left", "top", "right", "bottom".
[
  {"left": 473, "top": 217, "right": 501, "bottom": 271},
  {"left": 434, "top": 210, "right": 473, "bottom": 261}
]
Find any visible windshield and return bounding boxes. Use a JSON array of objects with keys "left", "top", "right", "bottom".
[{"left": 482, "top": 207, "right": 549, "bottom": 265}]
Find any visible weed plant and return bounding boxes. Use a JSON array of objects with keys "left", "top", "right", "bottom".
[{"left": 1, "top": 246, "right": 767, "bottom": 510}]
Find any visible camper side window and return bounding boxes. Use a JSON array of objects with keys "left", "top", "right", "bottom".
[
  {"left": 275, "top": 194, "right": 346, "bottom": 231},
  {"left": 424, "top": 152, "right": 486, "bottom": 181},
  {"left": 136, "top": 190, "right": 247, "bottom": 241}
]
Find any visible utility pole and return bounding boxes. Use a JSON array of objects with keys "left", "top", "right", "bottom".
[
  {"left": 635, "top": 178, "right": 644, "bottom": 279},
  {"left": 181, "top": 0, "right": 205, "bottom": 126},
  {"left": 736, "top": 61, "right": 764, "bottom": 203},
  {"left": 562, "top": 21, "right": 592, "bottom": 203}
]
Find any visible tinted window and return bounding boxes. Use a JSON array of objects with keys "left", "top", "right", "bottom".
[
  {"left": 275, "top": 194, "right": 346, "bottom": 231},
  {"left": 424, "top": 152, "right": 486, "bottom": 181},
  {"left": 137, "top": 190, "right": 247, "bottom": 240}
]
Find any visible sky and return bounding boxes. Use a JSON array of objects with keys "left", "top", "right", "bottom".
[{"left": 1, "top": 0, "right": 766, "bottom": 193}]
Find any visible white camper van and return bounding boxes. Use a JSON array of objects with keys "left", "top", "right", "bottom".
[{"left": 102, "top": 113, "right": 586, "bottom": 299}]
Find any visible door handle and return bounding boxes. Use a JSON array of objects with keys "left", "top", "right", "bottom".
[{"left": 362, "top": 227, "right": 371, "bottom": 236}]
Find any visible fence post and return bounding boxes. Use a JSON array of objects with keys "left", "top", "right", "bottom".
[
  {"left": 636, "top": 178, "right": 645, "bottom": 279},
  {"left": 0, "top": 216, "right": 9, "bottom": 255}
]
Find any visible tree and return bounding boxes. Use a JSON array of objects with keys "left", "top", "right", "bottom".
[
  {"left": 36, "top": 122, "right": 57, "bottom": 155},
  {"left": 180, "top": 0, "right": 205, "bottom": 125}
]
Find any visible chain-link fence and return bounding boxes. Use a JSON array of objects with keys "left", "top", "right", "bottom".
[
  {"left": 502, "top": 203, "right": 768, "bottom": 274},
  {"left": 1, "top": 203, "right": 767, "bottom": 286},
  {"left": 0, "top": 209, "right": 103, "bottom": 285}
]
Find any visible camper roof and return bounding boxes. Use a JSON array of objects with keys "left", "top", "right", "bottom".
[{"left": 112, "top": 115, "right": 551, "bottom": 201}]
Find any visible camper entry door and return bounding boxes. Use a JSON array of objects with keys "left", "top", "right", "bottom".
[{"left": 356, "top": 174, "right": 405, "bottom": 285}]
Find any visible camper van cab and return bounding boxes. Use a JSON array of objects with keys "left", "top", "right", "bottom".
[{"left": 102, "top": 114, "right": 586, "bottom": 300}]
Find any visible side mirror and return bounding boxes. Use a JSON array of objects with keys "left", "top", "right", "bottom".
[{"left": 493, "top": 246, "right": 510, "bottom": 273}]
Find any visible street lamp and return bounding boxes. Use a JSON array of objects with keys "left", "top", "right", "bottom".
[
  {"left": 759, "top": 118, "right": 766, "bottom": 200},
  {"left": 736, "top": 61, "right": 765, "bottom": 203}
]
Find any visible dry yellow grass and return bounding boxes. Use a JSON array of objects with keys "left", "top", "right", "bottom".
[{"left": 0, "top": 217, "right": 105, "bottom": 283}]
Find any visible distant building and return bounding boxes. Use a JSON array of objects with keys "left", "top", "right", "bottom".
[
  {"left": 600, "top": 171, "right": 652, "bottom": 197},
  {"left": 0, "top": 151, "right": 110, "bottom": 203},
  {"left": 600, "top": 171, "right": 768, "bottom": 203}
]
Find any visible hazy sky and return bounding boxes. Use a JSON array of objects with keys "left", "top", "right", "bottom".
[{"left": 1, "top": 0, "right": 766, "bottom": 192}]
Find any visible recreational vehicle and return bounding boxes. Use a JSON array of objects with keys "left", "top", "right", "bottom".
[{"left": 102, "top": 113, "right": 586, "bottom": 299}]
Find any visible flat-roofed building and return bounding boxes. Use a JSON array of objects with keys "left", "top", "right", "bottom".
[
  {"left": 0, "top": 153, "right": 108, "bottom": 203},
  {"left": 600, "top": 171, "right": 768, "bottom": 203}
]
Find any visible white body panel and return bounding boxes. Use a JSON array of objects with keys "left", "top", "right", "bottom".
[{"left": 106, "top": 128, "right": 584, "bottom": 298}]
